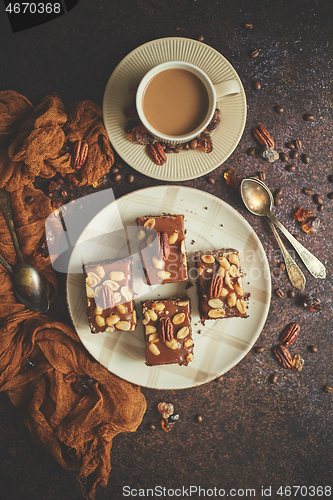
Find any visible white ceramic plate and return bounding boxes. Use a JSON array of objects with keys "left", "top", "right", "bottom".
[
  {"left": 103, "top": 37, "right": 247, "bottom": 181},
  {"left": 66, "top": 186, "right": 271, "bottom": 390}
]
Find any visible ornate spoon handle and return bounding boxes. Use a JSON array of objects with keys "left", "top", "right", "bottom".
[
  {"left": 268, "top": 220, "right": 306, "bottom": 290},
  {"left": 267, "top": 213, "right": 326, "bottom": 279},
  {"left": 0, "top": 253, "right": 13, "bottom": 274},
  {"left": 0, "top": 188, "right": 25, "bottom": 266}
]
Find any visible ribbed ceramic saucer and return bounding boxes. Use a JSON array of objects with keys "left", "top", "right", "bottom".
[{"left": 103, "top": 37, "right": 247, "bottom": 181}]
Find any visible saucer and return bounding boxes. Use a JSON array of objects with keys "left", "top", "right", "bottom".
[{"left": 103, "top": 37, "right": 247, "bottom": 181}]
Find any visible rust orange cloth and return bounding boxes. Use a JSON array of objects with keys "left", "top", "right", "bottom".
[{"left": 0, "top": 91, "right": 146, "bottom": 499}]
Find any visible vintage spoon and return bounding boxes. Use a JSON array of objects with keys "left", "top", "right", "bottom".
[
  {"left": 240, "top": 177, "right": 326, "bottom": 280},
  {"left": 0, "top": 189, "right": 49, "bottom": 312}
]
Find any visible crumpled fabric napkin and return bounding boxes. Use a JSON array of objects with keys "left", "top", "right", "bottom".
[{"left": 0, "top": 90, "right": 146, "bottom": 499}]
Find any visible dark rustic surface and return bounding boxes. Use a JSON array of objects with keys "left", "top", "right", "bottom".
[{"left": 0, "top": 1, "right": 332, "bottom": 499}]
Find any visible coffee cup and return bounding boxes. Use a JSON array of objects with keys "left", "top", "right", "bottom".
[{"left": 136, "top": 61, "right": 241, "bottom": 145}]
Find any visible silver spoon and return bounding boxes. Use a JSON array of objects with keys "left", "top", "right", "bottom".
[
  {"left": 0, "top": 189, "right": 49, "bottom": 313},
  {"left": 240, "top": 177, "right": 326, "bottom": 280}
]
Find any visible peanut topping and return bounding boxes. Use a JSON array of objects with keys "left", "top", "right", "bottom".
[
  {"left": 109, "top": 271, "right": 125, "bottom": 282},
  {"left": 201, "top": 254, "right": 215, "bottom": 264},
  {"left": 172, "top": 313, "right": 186, "bottom": 325},
  {"left": 144, "top": 217, "right": 155, "bottom": 230},
  {"left": 106, "top": 315, "right": 120, "bottom": 326},
  {"left": 149, "top": 343, "right": 160, "bottom": 355},
  {"left": 169, "top": 231, "right": 178, "bottom": 244}
]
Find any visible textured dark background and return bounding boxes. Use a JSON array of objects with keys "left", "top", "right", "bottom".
[{"left": 0, "top": 1, "right": 332, "bottom": 499}]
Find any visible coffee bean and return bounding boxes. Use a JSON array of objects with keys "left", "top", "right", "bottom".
[
  {"left": 327, "top": 192, "right": 333, "bottom": 199},
  {"left": 274, "top": 188, "right": 283, "bottom": 196},
  {"left": 195, "top": 414, "right": 203, "bottom": 423},
  {"left": 251, "top": 49, "right": 259, "bottom": 58},
  {"left": 302, "top": 154, "right": 310, "bottom": 164},
  {"left": 273, "top": 268, "right": 281, "bottom": 276},
  {"left": 323, "top": 385, "right": 333, "bottom": 394},
  {"left": 328, "top": 175, "right": 333, "bottom": 183},
  {"left": 308, "top": 345, "right": 318, "bottom": 353},
  {"left": 317, "top": 204, "right": 324, "bottom": 212},
  {"left": 165, "top": 148, "right": 173, "bottom": 153},
  {"left": 254, "top": 345, "right": 265, "bottom": 353},
  {"left": 287, "top": 289, "right": 295, "bottom": 299},
  {"left": 279, "top": 152, "right": 288, "bottom": 162},
  {"left": 148, "top": 423, "right": 156, "bottom": 431},
  {"left": 190, "top": 139, "right": 198, "bottom": 150},
  {"left": 295, "top": 139, "right": 302, "bottom": 149},
  {"left": 259, "top": 171, "right": 266, "bottom": 181},
  {"left": 197, "top": 34, "right": 204, "bottom": 41},
  {"left": 174, "top": 148, "right": 182, "bottom": 153},
  {"left": 303, "top": 113, "right": 314, "bottom": 121},
  {"left": 207, "top": 176, "right": 215, "bottom": 185},
  {"left": 274, "top": 105, "right": 284, "bottom": 114},
  {"left": 244, "top": 23, "right": 253, "bottom": 29},
  {"left": 24, "top": 195, "right": 34, "bottom": 204},
  {"left": 253, "top": 80, "right": 261, "bottom": 90},
  {"left": 216, "top": 375, "right": 223, "bottom": 383},
  {"left": 56, "top": 177, "right": 64, "bottom": 185},
  {"left": 279, "top": 262, "right": 285, "bottom": 271},
  {"left": 275, "top": 288, "right": 284, "bottom": 298},
  {"left": 274, "top": 196, "right": 282, "bottom": 206},
  {"left": 247, "top": 147, "right": 256, "bottom": 156},
  {"left": 61, "top": 190, "right": 68, "bottom": 198},
  {"left": 303, "top": 187, "right": 314, "bottom": 195},
  {"left": 313, "top": 194, "right": 323, "bottom": 205},
  {"left": 286, "top": 142, "right": 295, "bottom": 149},
  {"left": 290, "top": 149, "right": 299, "bottom": 159},
  {"left": 269, "top": 373, "right": 278, "bottom": 384},
  {"left": 286, "top": 164, "right": 296, "bottom": 172},
  {"left": 127, "top": 174, "right": 134, "bottom": 183},
  {"left": 113, "top": 173, "right": 122, "bottom": 182},
  {"left": 110, "top": 166, "right": 119, "bottom": 174}
]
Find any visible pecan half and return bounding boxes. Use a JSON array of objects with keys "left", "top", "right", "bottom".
[
  {"left": 160, "top": 232, "right": 170, "bottom": 261},
  {"left": 209, "top": 273, "right": 223, "bottom": 299},
  {"left": 72, "top": 140, "right": 88, "bottom": 170},
  {"left": 159, "top": 317, "right": 174, "bottom": 342},
  {"left": 101, "top": 286, "right": 115, "bottom": 310},
  {"left": 279, "top": 322, "right": 300, "bottom": 347},
  {"left": 253, "top": 125, "right": 274, "bottom": 148},
  {"left": 147, "top": 143, "right": 167, "bottom": 165},
  {"left": 273, "top": 345, "right": 292, "bottom": 369}
]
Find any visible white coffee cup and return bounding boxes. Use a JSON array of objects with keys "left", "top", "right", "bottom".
[{"left": 136, "top": 61, "right": 241, "bottom": 145}]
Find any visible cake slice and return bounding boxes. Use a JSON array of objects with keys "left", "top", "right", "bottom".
[
  {"left": 83, "top": 257, "right": 136, "bottom": 333},
  {"left": 194, "top": 248, "right": 247, "bottom": 322},
  {"left": 135, "top": 214, "right": 188, "bottom": 285},
  {"left": 142, "top": 298, "right": 194, "bottom": 366}
]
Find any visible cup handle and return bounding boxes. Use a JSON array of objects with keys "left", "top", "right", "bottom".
[{"left": 213, "top": 79, "right": 241, "bottom": 99}]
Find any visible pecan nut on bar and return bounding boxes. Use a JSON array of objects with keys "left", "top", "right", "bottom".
[{"left": 159, "top": 317, "right": 174, "bottom": 342}]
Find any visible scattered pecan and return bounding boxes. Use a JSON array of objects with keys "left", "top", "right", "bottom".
[
  {"left": 101, "top": 286, "right": 115, "bottom": 310},
  {"left": 209, "top": 273, "right": 223, "bottom": 299},
  {"left": 253, "top": 125, "right": 274, "bottom": 148},
  {"left": 273, "top": 345, "right": 293, "bottom": 369},
  {"left": 147, "top": 143, "right": 167, "bottom": 165},
  {"left": 72, "top": 140, "right": 88, "bottom": 170},
  {"left": 160, "top": 232, "right": 171, "bottom": 261},
  {"left": 279, "top": 322, "right": 300, "bottom": 347},
  {"left": 159, "top": 317, "right": 174, "bottom": 342}
]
